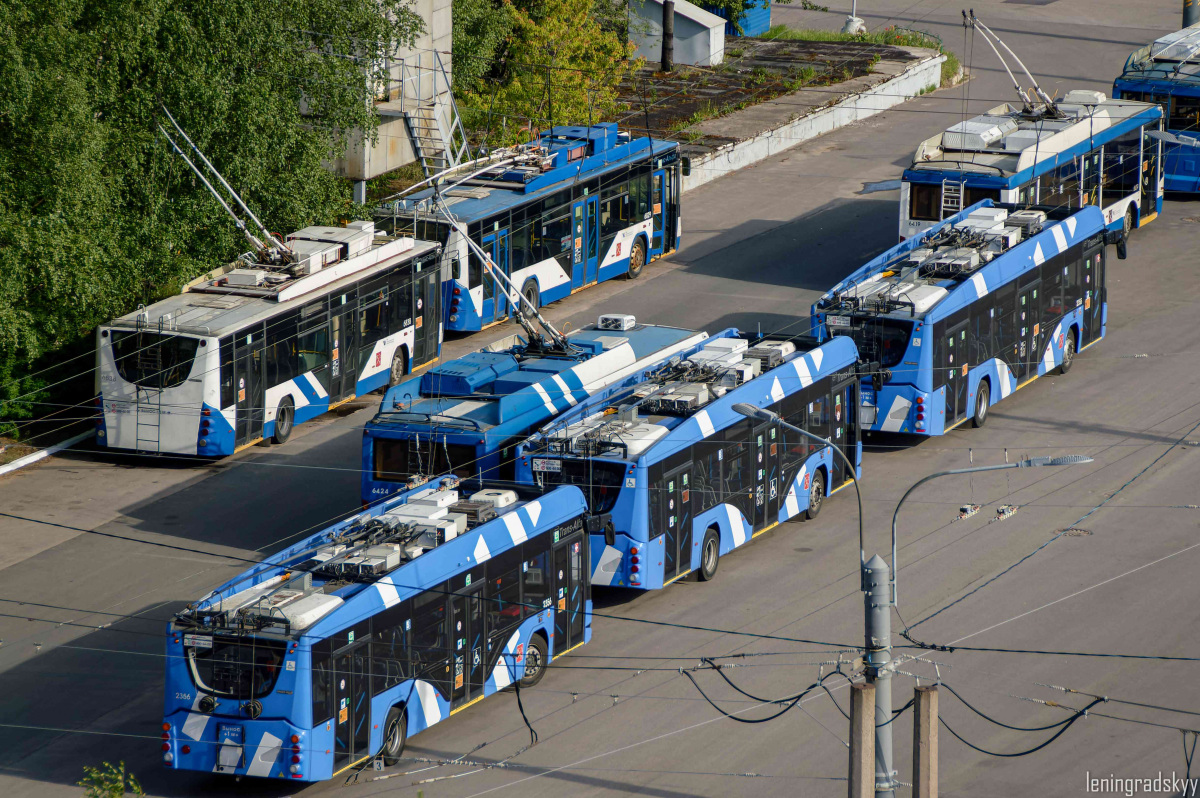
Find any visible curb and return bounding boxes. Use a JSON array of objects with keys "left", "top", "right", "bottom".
[
  {"left": 0, "top": 430, "right": 95, "bottom": 478},
  {"left": 682, "top": 52, "right": 947, "bottom": 193}
]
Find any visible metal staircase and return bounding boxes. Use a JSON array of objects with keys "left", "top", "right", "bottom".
[
  {"left": 379, "top": 50, "right": 471, "bottom": 177},
  {"left": 941, "top": 179, "right": 964, "bottom": 218}
]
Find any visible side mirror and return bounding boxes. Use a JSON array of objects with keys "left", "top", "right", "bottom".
[
  {"left": 1116, "top": 237, "right": 1128, "bottom": 260},
  {"left": 681, "top": 156, "right": 691, "bottom": 177},
  {"left": 1105, "top": 229, "right": 1127, "bottom": 259},
  {"left": 604, "top": 522, "right": 616, "bottom": 547}
]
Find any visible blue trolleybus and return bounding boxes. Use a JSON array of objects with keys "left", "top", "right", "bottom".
[
  {"left": 97, "top": 222, "right": 442, "bottom": 455},
  {"left": 899, "top": 91, "right": 1162, "bottom": 242},
  {"left": 514, "top": 331, "right": 862, "bottom": 590},
  {"left": 814, "top": 202, "right": 1126, "bottom": 436},
  {"left": 361, "top": 315, "right": 710, "bottom": 504},
  {"left": 378, "top": 124, "right": 683, "bottom": 332},
  {"left": 1114, "top": 24, "right": 1200, "bottom": 193},
  {"left": 163, "top": 477, "right": 594, "bottom": 781}
]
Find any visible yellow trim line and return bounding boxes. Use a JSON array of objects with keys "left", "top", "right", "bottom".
[
  {"left": 1140, "top": 211, "right": 1158, "bottom": 225},
  {"left": 332, "top": 754, "right": 373, "bottom": 777}
]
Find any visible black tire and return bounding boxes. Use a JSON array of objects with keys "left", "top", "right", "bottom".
[
  {"left": 1123, "top": 205, "right": 1135, "bottom": 237},
  {"left": 387, "top": 349, "right": 408, "bottom": 388},
  {"left": 272, "top": 397, "right": 294, "bottom": 444},
  {"left": 381, "top": 706, "right": 407, "bottom": 766},
  {"left": 972, "top": 380, "right": 990, "bottom": 428},
  {"left": 521, "top": 280, "right": 539, "bottom": 312},
  {"left": 698, "top": 528, "right": 720, "bottom": 582},
  {"left": 1059, "top": 332, "right": 1076, "bottom": 375},
  {"left": 805, "top": 470, "right": 825, "bottom": 520},
  {"left": 519, "top": 635, "right": 548, "bottom": 688},
  {"left": 627, "top": 238, "right": 646, "bottom": 279}
]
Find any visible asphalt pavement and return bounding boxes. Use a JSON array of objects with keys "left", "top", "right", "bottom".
[{"left": 0, "top": 1, "right": 1196, "bottom": 796}]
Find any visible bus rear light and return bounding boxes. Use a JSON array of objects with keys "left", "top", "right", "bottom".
[
  {"left": 161, "top": 743, "right": 170, "bottom": 752},
  {"left": 453, "top": 288, "right": 461, "bottom": 295},
  {"left": 161, "top": 733, "right": 169, "bottom": 740},
  {"left": 162, "top": 723, "right": 170, "bottom": 731},
  {"left": 450, "top": 314, "right": 458, "bottom": 322},
  {"left": 94, "top": 397, "right": 102, "bottom": 406},
  {"left": 290, "top": 766, "right": 302, "bottom": 776},
  {"left": 630, "top": 565, "right": 639, "bottom": 573},
  {"left": 292, "top": 745, "right": 301, "bottom": 754},
  {"left": 163, "top": 752, "right": 174, "bottom": 764},
  {"left": 630, "top": 547, "right": 638, "bottom": 555},
  {"left": 630, "top": 556, "right": 639, "bottom": 564},
  {"left": 291, "top": 734, "right": 300, "bottom": 744},
  {"left": 181, "top": 745, "right": 190, "bottom": 755},
  {"left": 916, "top": 412, "right": 925, "bottom": 421},
  {"left": 202, "top": 409, "right": 211, "bottom": 416},
  {"left": 291, "top": 755, "right": 302, "bottom": 764},
  {"left": 199, "top": 439, "right": 208, "bottom": 447},
  {"left": 915, "top": 397, "right": 924, "bottom": 405}
]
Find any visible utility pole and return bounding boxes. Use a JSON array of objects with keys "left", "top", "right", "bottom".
[
  {"left": 863, "top": 555, "right": 895, "bottom": 797},
  {"left": 913, "top": 686, "right": 939, "bottom": 798},
  {"left": 662, "top": 0, "right": 675, "bottom": 73},
  {"left": 1187, "top": 0, "right": 1200, "bottom": 29},
  {"left": 849, "top": 682, "right": 876, "bottom": 798}
]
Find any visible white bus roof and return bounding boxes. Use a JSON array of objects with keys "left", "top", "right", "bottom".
[
  {"left": 1149, "top": 24, "right": 1200, "bottom": 63},
  {"left": 908, "top": 93, "right": 1158, "bottom": 178},
  {"left": 104, "top": 225, "right": 440, "bottom": 339}
]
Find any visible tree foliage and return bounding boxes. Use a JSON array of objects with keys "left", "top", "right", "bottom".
[
  {"left": 0, "top": 0, "right": 422, "bottom": 427},
  {"left": 453, "top": 0, "right": 638, "bottom": 146}
]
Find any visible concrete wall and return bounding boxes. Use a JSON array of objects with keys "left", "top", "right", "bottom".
[
  {"left": 330, "top": 0, "right": 453, "bottom": 182},
  {"left": 631, "top": 0, "right": 725, "bottom": 67}
]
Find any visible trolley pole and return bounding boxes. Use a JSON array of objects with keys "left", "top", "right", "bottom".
[
  {"left": 863, "top": 554, "right": 895, "bottom": 797},
  {"left": 1187, "top": 0, "right": 1200, "bottom": 29}
]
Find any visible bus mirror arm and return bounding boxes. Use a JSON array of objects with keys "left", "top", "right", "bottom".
[{"left": 1105, "top": 229, "right": 1128, "bottom": 259}]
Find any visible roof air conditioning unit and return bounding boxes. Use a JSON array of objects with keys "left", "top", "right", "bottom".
[{"left": 598, "top": 314, "right": 636, "bottom": 331}]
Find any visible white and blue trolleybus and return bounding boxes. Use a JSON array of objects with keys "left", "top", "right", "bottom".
[
  {"left": 515, "top": 330, "right": 862, "bottom": 590},
  {"left": 96, "top": 223, "right": 442, "bottom": 456},
  {"left": 815, "top": 202, "right": 1126, "bottom": 436},
  {"left": 1114, "top": 23, "right": 1200, "bottom": 193},
  {"left": 900, "top": 91, "right": 1163, "bottom": 241},
  {"left": 162, "top": 477, "right": 594, "bottom": 781}
]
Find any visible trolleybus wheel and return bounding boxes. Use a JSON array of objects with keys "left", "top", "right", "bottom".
[
  {"left": 521, "top": 280, "right": 540, "bottom": 312},
  {"left": 1123, "top": 205, "right": 1135, "bottom": 237},
  {"left": 388, "top": 350, "right": 408, "bottom": 388},
  {"left": 1059, "top": 334, "right": 1076, "bottom": 375},
  {"left": 698, "top": 528, "right": 720, "bottom": 581},
  {"left": 272, "top": 398, "right": 294, "bottom": 444},
  {"left": 972, "top": 381, "right": 990, "bottom": 428},
  {"left": 520, "top": 635, "right": 548, "bottom": 688},
  {"left": 805, "top": 470, "right": 825, "bottom": 520},
  {"left": 381, "top": 706, "right": 407, "bottom": 765},
  {"left": 627, "top": 239, "right": 646, "bottom": 279}
]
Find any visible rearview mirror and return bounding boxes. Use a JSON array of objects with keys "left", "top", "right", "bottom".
[
  {"left": 1105, "top": 229, "right": 1128, "bottom": 260},
  {"left": 681, "top": 156, "right": 691, "bottom": 177}
]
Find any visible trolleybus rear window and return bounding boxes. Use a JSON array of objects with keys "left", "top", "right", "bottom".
[
  {"left": 535, "top": 459, "right": 626, "bottom": 513},
  {"left": 186, "top": 636, "right": 285, "bottom": 699},
  {"left": 373, "top": 438, "right": 477, "bottom": 482},
  {"left": 830, "top": 319, "right": 913, "bottom": 368},
  {"left": 110, "top": 331, "right": 200, "bottom": 390}
]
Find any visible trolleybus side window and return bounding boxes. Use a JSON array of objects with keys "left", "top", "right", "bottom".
[
  {"left": 312, "top": 639, "right": 334, "bottom": 725},
  {"left": 486, "top": 545, "right": 524, "bottom": 637},
  {"left": 522, "top": 550, "right": 549, "bottom": 612},
  {"left": 371, "top": 603, "right": 412, "bottom": 695},
  {"left": 219, "top": 337, "right": 235, "bottom": 407},
  {"left": 1169, "top": 95, "right": 1200, "bottom": 133}
]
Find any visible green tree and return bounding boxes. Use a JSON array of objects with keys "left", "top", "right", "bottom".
[
  {"left": 457, "top": 0, "right": 638, "bottom": 145},
  {"left": 0, "top": 0, "right": 423, "bottom": 430}
]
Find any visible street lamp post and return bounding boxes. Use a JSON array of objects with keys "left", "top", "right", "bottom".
[{"left": 733, "top": 400, "right": 1094, "bottom": 798}]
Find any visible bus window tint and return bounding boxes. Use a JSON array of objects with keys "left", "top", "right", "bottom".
[
  {"left": 538, "top": 212, "right": 572, "bottom": 268},
  {"left": 371, "top": 605, "right": 410, "bottom": 694},
  {"left": 487, "top": 547, "right": 523, "bottom": 634},
  {"left": 1169, "top": 95, "right": 1200, "bottom": 133},
  {"left": 963, "top": 186, "right": 1000, "bottom": 207},
  {"left": 523, "top": 552, "right": 549, "bottom": 613},
  {"left": 311, "top": 643, "right": 333, "bottom": 724},
  {"left": 539, "top": 459, "right": 626, "bottom": 513},
  {"left": 410, "top": 590, "right": 448, "bottom": 690},
  {"left": 910, "top": 183, "right": 941, "bottom": 221},
  {"left": 297, "top": 326, "right": 329, "bottom": 376},
  {"left": 110, "top": 331, "right": 200, "bottom": 390},
  {"left": 373, "top": 438, "right": 478, "bottom": 483},
  {"left": 838, "top": 320, "right": 912, "bottom": 368},
  {"left": 1102, "top": 132, "right": 1142, "bottom": 197},
  {"left": 188, "top": 637, "right": 285, "bottom": 698}
]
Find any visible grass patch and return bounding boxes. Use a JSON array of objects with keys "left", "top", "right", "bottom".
[{"left": 766, "top": 24, "right": 961, "bottom": 88}]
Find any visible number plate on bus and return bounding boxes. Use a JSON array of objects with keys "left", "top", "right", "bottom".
[
  {"left": 183, "top": 634, "right": 212, "bottom": 649},
  {"left": 532, "top": 458, "right": 561, "bottom": 473},
  {"left": 826, "top": 315, "right": 851, "bottom": 328}
]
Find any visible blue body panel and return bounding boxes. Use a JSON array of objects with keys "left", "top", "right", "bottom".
[{"left": 163, "top": 480, "right": 589, "bottom": 782}]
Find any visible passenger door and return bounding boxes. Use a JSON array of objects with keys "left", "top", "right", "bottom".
[
  {"left": 479, "top": 231, "right": 509, "bottom": 324},
  {"left": 1081, "top": 242, "right": 1104, "bottom": 347},
  {"left": 661, "top": 466, "right": 692, "bottom": 581},
  {"left": 570, "top": 201, "right": 586, "bottom": 291},
  {"left": 449, "top": 584, "right": 486, "bottom": 707},
  {"left": 329, "top": 296, "right": 358, "bottom": 401},
  {"left": 943, "top": 324, "right": 967, "bottom": 425},
  {"left": 552, "top": 531, "right": 587, "bottom": 654},
  {"left": 833, "top": 378, "right": 858, "bottom": 485},
  {"left": 651, "top": 170, "right": 666, "bottom": 254},
  {"left": 585, "top": 196, "right": 600, "bottom": 284},
  {"left": 1017, "top": 282, "right": 1041, "bottom": 382},
  {"left": 752, "top": 422, "right": 776, "bottom": 530},
  {"left": 233, "top": 333, "right": 264, "bottom": 446},
  {"left": 412, "top": 269, "right": 439, "bottom": 366},
  {"left": 1142, "top": 129, "right": 1162, "bottom": 215},
  {"left": 332, "top": 643, "right": 371, "bottom": 767}
]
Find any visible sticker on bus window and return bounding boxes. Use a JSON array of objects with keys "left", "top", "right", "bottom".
[
  {"left": 339, "top": 707, "right": 348, "bottom": 724},
  {"left": 183, "top": 634, "right": 212, "bottom": 649},
  {"left": 532, "top": 458, "right": 561, "bottom": 472},
  {"left": 558, "top": 598, "right": 567, "bottom": 612}
]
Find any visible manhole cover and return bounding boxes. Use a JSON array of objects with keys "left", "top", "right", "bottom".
[{"left": 1059, "top": 528, "right": 1092, "bottom": 537}]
